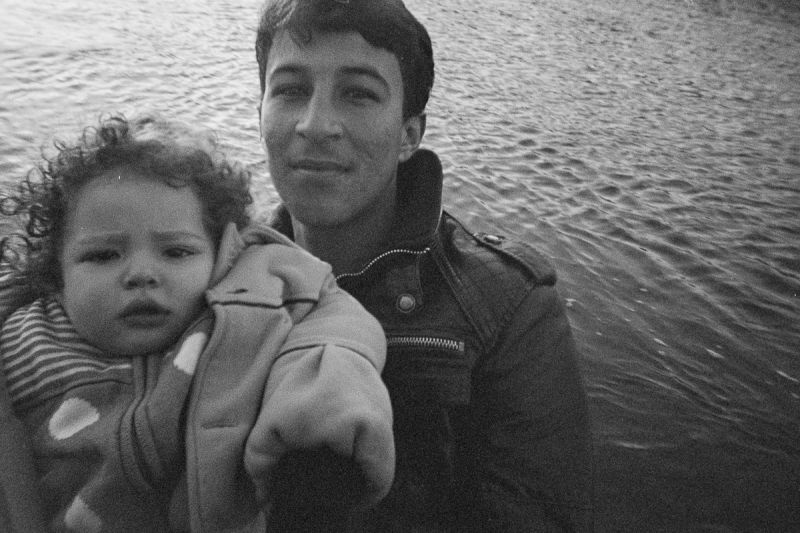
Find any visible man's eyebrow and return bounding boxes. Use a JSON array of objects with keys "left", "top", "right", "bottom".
[
  {"left": 268, "top": 64, "right": 390, "bottom": 88},
  {"left": 340, "top": 66, "right": 391, "bottom": 91},
  {"left": 268, "top": 64, "right": 303, "bottom": 78}
]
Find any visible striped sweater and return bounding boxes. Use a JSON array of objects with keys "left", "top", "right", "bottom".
[
  {"left": 1, "top": 293, "right": 203, "bottom": 532},
  {"left": 2, "top": 297, "right": 132, "bottom": 411}
]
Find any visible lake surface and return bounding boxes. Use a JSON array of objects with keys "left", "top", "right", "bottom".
[{"left": 1, "top": 0, "right": 799, "bottom": 530}]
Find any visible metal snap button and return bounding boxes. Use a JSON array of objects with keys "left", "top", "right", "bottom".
[{"left": 396, "top": 294, "right": 416, "bottom": 313}]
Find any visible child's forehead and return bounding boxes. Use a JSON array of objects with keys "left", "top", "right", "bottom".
[
  {"left": 70, "top": 167, "right": 197, "bottom": 208},
  {"left": 64, "top": 170, "right": 208, "bottom": 237}
]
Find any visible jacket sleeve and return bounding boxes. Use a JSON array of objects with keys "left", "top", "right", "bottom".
[
  {"left": 242, "top": 266, "right": 394, "bottom": 510},
  {"left": 470, "top": 283, "right": 594, "bottom": 532}
]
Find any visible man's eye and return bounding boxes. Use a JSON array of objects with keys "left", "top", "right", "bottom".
[
  {"left": 81, "top": 250, "right": 119, "bottom": 263},
  {"left": 271, "top": 84, "right": 307, "bottom": 99},
  {"left": 343, "top": 87, "right": 379, "bottom": 102}
]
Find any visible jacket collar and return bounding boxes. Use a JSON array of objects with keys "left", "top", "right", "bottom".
[{"left": 270, "top": 148, "right": 444, "bottom": 251}]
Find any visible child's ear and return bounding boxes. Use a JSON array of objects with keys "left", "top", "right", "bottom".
[{"left": 398, "top": 114, "right": 425, "bottom": 163}]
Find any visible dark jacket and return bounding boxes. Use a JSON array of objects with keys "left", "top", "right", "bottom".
[{"left": 270, "top": 149, "right": 594, "bottom": 532}]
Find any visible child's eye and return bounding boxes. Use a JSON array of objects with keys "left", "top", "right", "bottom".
[
  {"left": 81, "top": 250, "right": 119, "bottom": 263},
  {"left": 164, "top": 247, "right": 196, "bottom": 259}
]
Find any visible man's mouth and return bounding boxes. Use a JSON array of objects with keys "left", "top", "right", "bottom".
[{"left": 290, "top": 158, "right": 349, "bottom": 173}]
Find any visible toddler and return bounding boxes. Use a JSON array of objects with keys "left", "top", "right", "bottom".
[{"left": 0, "top": 114, "right": 393, "bottom": 532}]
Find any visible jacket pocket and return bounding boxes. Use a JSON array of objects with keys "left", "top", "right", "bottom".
[
  {"left": 384, "top": 335, "right": 470, "bottom": 405},
  {"left": 380, "top": 336, "right": 472, "bottom": 525}
]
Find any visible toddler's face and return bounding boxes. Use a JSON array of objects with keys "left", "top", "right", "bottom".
[{"left": 59, "top": 167, "right": 215, "bottom": 356}]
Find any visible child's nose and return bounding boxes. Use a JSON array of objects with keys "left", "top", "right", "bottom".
[{"left": 123, "top": 260, "right": 159, "bottom": 289}]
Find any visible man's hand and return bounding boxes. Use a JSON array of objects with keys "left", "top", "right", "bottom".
[{"left": 267, "top": 447, "right": 370, "bottom": 531}]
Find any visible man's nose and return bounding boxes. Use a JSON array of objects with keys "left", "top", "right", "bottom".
[{"left": 295, "top": 93, "right": 343, "bottom": 140}]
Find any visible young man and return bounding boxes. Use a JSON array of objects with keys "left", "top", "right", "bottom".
[{"left": 256, "top": 0, "right": 594, "bottom": 530}]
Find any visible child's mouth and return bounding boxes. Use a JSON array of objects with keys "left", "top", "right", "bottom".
[{"left": 119, "top": 301, "right": 170, "bottom": 327}]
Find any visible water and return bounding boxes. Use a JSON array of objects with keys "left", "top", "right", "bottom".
[{"left": 1, "top": 0, "right": 799, "bottom": 530}]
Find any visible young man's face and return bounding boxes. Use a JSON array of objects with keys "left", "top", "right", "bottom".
[
  {"left": 260, "top": 30, "right": 421, "bottom": 231},
  {"left": 59, "top": 168, "right": 215, "bottom": 356}
]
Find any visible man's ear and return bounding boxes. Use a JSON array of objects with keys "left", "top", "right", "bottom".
[{"left": 398, "top": 114, "right": 425, "bottom": 163}]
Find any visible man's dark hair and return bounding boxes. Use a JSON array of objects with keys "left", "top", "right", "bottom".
[{"left": 256, "top": 0, "right": 434, "bottom": 120}]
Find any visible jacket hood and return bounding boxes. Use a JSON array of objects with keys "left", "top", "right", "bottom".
[{"left": 209, "top": 222, "right": 300, "bottom": 288}]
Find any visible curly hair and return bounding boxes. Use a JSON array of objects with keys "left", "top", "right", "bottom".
[{"left": 0, "top": 114, "right": 253, "bottom": 298}]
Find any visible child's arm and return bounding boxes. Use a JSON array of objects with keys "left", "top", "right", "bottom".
[
  {"left": 242, "top": 272, "right": 393, "bottom": 509},
  {"left": 185, "top": 225, "right": 392, "bottom": 531}
]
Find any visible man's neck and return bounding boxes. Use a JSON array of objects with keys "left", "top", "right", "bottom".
[{"left": 291, "top": 203, "right": 396, "bottom": 276}]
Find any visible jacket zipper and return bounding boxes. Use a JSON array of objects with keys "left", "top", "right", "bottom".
[
  {"left": 335, "top": 247, "right": 431, "bottom": 282},
  {"left": 388, "top": 335, "right": 465, "bottom": 354},
  {"left": 335, "top": 248, "right": 463, "bottom": 356}
]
